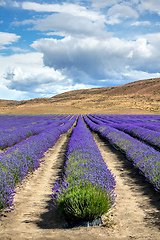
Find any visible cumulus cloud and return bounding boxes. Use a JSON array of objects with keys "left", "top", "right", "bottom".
[
  {"left": 0, "top": 32, "right": 21, "bottom": 49},
  {"left": 1, "top": 52, "right": 68, "bottom": 94},
  {"left": 5, "top": 66, "right": 66, "bottom": 91},
  {"left": 4, "top": 64, "right": 95, "bottom": 99},
  {"left": 31, "top": 35, "right": 158, "bottom": 87},
  {"left": 0, "top": 51, "right": 95, "bottom": 99}
]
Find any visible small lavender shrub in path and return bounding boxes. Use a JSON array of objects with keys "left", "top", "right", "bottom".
[{"left": 51, "top": 115, "right": 116, "bottom": 225}]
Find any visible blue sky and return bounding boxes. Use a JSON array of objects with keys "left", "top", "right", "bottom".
[{"left": 1, "top": 0, "right": 160, "bottom": 100}]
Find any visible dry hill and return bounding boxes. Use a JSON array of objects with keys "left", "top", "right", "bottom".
[{"left": 0, "top": 78, "right": 160, "bottom": 115}]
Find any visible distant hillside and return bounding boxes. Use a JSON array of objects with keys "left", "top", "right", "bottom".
[{"left": 0, "top": 78, "right": 160, "bottom": 115}]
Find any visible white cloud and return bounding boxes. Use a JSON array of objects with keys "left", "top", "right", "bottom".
[
  {"left": 5, "top": 65, "right": 67, "bottom": 92},
  {"left": 131, "top": 21, "right": 151, "bottom": 26},
  {"left": 13, "top": 2, "right": 109, "bottom": 39},
  {"left": 0, "top": 0, "right": 21, "bottom": 8},
  {"left": 134, "top": 32, "right": 160, "bottom": 71},
  {"left": 106, "top": 3, "right": 138, "bottom": 24},
  {"left": 0, "top": 51, "right": 92, "bottom": 100},
  {"left": 9, "top": 46, "right": 30, "bottom": 53},
  {"left": 138, "top": 0, "right": 160, "bottom": 15},
  {"left": 90, "top": 0, "right": 121, "bottom": 9},
  {"left": 27, "top": 12, "right": 110, "bottom": 39},
  {"left": 13, "top": 19, "right": 36, "bottom": 26},
  {"left": 0, "top": 52, "right": 43, "bottom": 73},
  {"left": 122, "top": 67, "right": 160, "bottom": 80},
  {"left": 22, "top": 1, "right": 105, "bottom": 22},
  {"left": 0, "top": 82, "right": 26, "bottom": 100},
  {"left": 46, "top": 31, "right": 65, "bottom": 37},
  {"left": 12, "top": 1, "right": 21, "bottom": 8},
  {"left": 1, "top": 52, "right": 67, "bottom": 90},
  {"left": 0, "top": 32, "right": 20, "bottom": 49}
]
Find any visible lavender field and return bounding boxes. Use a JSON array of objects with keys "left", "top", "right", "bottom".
[
  {"left": 0, "top": 114, "right": 160, "bottom": 226},
  {"left": 84, "top": 114, "right": 160, "bottom": 192}
]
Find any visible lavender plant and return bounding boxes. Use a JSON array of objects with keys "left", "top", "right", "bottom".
[{"left": 51, "top": 115, "right": 116, "bottom": 225}]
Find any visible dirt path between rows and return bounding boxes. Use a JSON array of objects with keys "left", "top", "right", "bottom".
[
  {"left": 0, "top": 132, "right": 160, "bottom": 240},
  {"left": 93, "top": 133, "right": 160, "bottom": 240}
]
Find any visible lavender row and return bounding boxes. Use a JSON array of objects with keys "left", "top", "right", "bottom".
[
  {"left": 0, "top": 114, "right": 69, "bottom": 133},
  {"left": 0, "top": 115, "right": 53, "bottom": 133},
  {"left": 0, "top": 115, "right": 76, "bottom": 211},
  {"left": 0, "top": 115, "right": 72, "bottom": 150},
  {"left": 88, "top": 115, "right": 160, "bottom": 150},
  {"left": 93, "top": 114, "right": 160, "bottom": 132},
  {"left": 51, "top": 115, "right": 116, "bottom": 225},
  {"left": 0, "top": 114, "right": 69, "bottom": 134},
  {"left": 84, "top": 115, "right": 160, "bottom": 192},
  {"left": 100, "top": 114, "right": 160, "bottom": 123}
]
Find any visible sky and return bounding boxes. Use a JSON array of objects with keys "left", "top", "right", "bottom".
[{"left": 1, "top": 0, "right": 160, "bottom": 100}]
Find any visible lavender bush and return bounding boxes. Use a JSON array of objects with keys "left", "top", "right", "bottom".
[{"left": 51, "top": 115, "right": 116, "bottom": 225}]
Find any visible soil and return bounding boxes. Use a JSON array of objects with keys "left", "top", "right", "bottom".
[{"left": 0, "top": 131, "right": 160, "bottom": 240}]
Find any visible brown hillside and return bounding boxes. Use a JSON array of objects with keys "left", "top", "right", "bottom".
[{"left": 0, "top": 78, "right": 160, "bottom": 115}]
